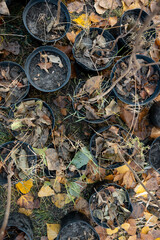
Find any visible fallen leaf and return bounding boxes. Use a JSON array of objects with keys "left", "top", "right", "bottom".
[
  {"left": 145, "top": 177, "right": 159, "bottom": 191},
  {"left": 73, "top": 14, "right": 91, "bottom": 28},
  {"left": 47, "top": 223, "right": 60, "bottom": 240},
  {"left": 71, "top": 146, "right": 92, "bottom": 169},
  {"left": 45, "top": 148, "right": 60, "bottom": 171},
  {"left": 141, "top": 233, "right": 154, "bottom": 240},
  {"left": 74, "top": 197, "right": 90, "bottom": 217},
  {"left": 52, "top": 193, "right": 73, "bottom": 208},
  {"left": 116, "top": 164, "right": 130, "bottom": 174},
  {"left": 47, "top": 55, "right": 63, "bottom": 68},
  {"left": 128, "top": 236, "right": 137, "bottom": 240},
  {"left": 122, "top": 171, "right": 136, "bottom": 189},
  {"left": 127, "top": 219, "right": 137, "bottom": 235},
  {"left": 141, "top": 226, "right": 150, "bottom": 234},
  {"left": 53, "top": 96, "right": 67, "bottom": 108},
  {"left": 60, "top": 108, "right": 67, "bottom": 116},
  {"left": 0, "top": 0, "right": 10, "bottom": 15},
  {"left": 89, "top": 12, "right": 103, "bottom": 23},
  {"left": 121, "top": 223, "right": 130, "bottom": 231},
  {"left": 144, "top": 212, "right": 158, "bottom": 224},
  {"left": 149, "top": 229, "right": 160, "bottom": 239},
  {"left": 50, "top": 178, "right": 61, "bottom": 193},
  {"left": 17, "top": 193, "right": 34, "bottom": 209},
  {"left": 150, "top": 127, "right": 160, "bottom": 138},
  {"left": 95, "top": 226, "right": 108, "bottom": 240},
  {"left": 18, "top": 208, "right": 32, "bottom": 216},
  {"left": 41, "top": 237, "right": 48, "bottom": 240},
  {"left": 66, "top": 31, "right": 77, "bottom": 44},
  {"left": 16, "top": 179, "right": 33, "bottom": 194},
  {"left": 83, "top": 75, "right": 103, "bottom": 95},
  {"left": 130, "top": 202, "right": 145, "bottom": 218},
  {"left": 106, "top": 227, "right": 119, "bottom": 235},
  {"left": 108, "top": 16, "right": 118, "bottom": 26},
  {"left": 123, "top": 0, "right": 134, "bottom": 7},
  {"left": 122, "top": 0, "right": 141, "bottom": 11},
  {"left": 37, "top": 62, "right": 52, "bottom": 73},
  {"left": 38, "top": 185, "right": 55, "bottom": 197},
  {"left": 67, "top": 1, "right": 84, "bottom": 13}
]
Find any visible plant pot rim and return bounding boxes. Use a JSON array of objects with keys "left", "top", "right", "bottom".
[
  {"left": 90, "top": 124, "right": 130, "bottom": 169},
  {"left": 110, "top": 54, "right": 160, "bottom": 106},
  {"left": 119, "top": 8, "right": 156, "bottom": 48},
  {"left": 0, "top": 140, "right": 37, "bottom": 185},
  {"left": 57, "top": 212, "right": 100, "bottom": 240},
  {"left": 25, "top": 46, "right": 71, "bottom": 92},
  {"left": 149, "top": 136, "right": 160, "bottom": 174},
  {"left": 72, "top": 80, "right": 115, "bottom": 124},
  {"left": 0, "top": 61, "right": 30, "bottom": 109},
  {"left": 7, "top": 212, "right": 33, "bottom": 240},
  {"left": 72, "top": 27, "right": 118, "bottom": 72},
  {"left": 23, "top": 0, "right": 71, "bottom": 43},
  {"left": 89, "top": 183, "right": 133, "bottom": 228}
]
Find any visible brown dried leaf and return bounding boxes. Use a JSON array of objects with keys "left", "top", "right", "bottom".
[
  {"left": 140, "top": 233, "right": 154, "bottom": 240},
  {"left": 145, "top": 177, "right": 159, "bottom": 191},
  {"left": 15, "top": 232, "right": 25, "bottom": 240},
  {"left": 122, "top": 171, "right": 136, "bottom": 189},
  {"left": 46, "top": 148, "right": 60, "bottom": 171},
  {"left": 74, "top": 197, "right": 90, "bottom": 217},
  {"left": 37, "top": 62, "right": 52, "bottom": 73},
  {"left": 17, "top": 193, "right": 34, "bottom": 209},
  {"left": 53, "top": 96, "right": 67, "bottom": 108},
  {"left": 67, "top": 1, "right": 84, "bottom": 13},
  {"left": 60, "top": 108, "right": 67, "bottom": 116},
  {"left": 89, "top": 12, "right": 103, "bottom": 23},
  {"left": 150, "top": 127, "right": 160, "bottom": 138},
  {"left": 94, "top": 226, "right": 108, "bottom": 240},
  {"left": 130, "top": 202, "right": 145, "bottom": 219},
  {"left": 108, "top": 16, "right": 118, "bottom": 26},
  {"left": 85, "top": 104, "right": 99, "bottom": 120},
  {"left": 0, "top": 0, "right": 10, "bottom": 15},
  {"left": 83, "top": 75, "right": 103, "bottom": 95},
  {"left": 123, "top": 0, "right": 134, "bottom": 7}
]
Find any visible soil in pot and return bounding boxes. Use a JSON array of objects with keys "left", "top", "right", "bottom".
[
  {"left": 73, "top": 74, "right": 119, "bottom": 123},
  {"left": 4, "top": 226, "right": 30, "bottom": 239},
  {"left": 73, "top": 28, "right": 117, "bottom": 70},
  {"left": 9, "top": 99, "right": 54, "bottom": 148},
  {"left": 149, "top": 137, "right": 160, "bottom": 173},
  {"left": 26, "top": 2, "right": 68, "bottom": 41},
  {"left": 0, "top": 63, "right": 28, "bottom": 108},
  {"left": 0, "top": 141, "right": 37, "bottom": 183},
  {"left": 58, "top": 221, "right": 98, "bottom": 240},
  {"left": 112, "top": 56, "right": 159, "bottom": 104},
  {"left": 90, "top": 125, "right": 131, "bottom": 169},
  {"left": 89, "top": 184, "right": 132, "bottom": 228},
  {"left": 149, "top": 101, "right": 160, "bottom": 128},
  {"left": 121, "top": 9, "right": 155, "bottom": 51},
  {"left": 28, "top": 50, "right": 68, "bottom": 91}
]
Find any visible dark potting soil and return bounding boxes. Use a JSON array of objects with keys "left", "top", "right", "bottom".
[
  {"left": 74, "top": 30, "right": 116, "bottom": 70},
  {"left": 26, "top": 2, "right": 67, "bottom": 41},
  {"left": 113, "top": 58, "right": 159, "bottom": 103},
  {"left": 121, "top": 13, "right": 155, "bottom": 50},
  {"left": 29, "top": 51, "right": 68, "bottom": 91},
  {"left": 4, "top": 226, "right": 29, "bottom": 240},
  {"left": 58, "top": 222, "right": 98, "bottom": 240},
  {"left": 149, "top": 138, "right": 160, "bottom": 172},
  {"left": 0, "top": 65, "right": 28, "bottom": 107}
]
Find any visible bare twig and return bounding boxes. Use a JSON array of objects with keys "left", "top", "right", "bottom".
[
  {"left": 117, "top": 148, "right": 160, "bottom": 209},
  {"left": 0, "top": 161, "right": 14, "bottom": 240},
  {"left": 54, "top": 0, "right": 61, "bottom": 26}
]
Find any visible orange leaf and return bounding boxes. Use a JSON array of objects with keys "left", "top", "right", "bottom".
[
  {"left": 122, "top": 171, "right": 136, "bottom": 189},
  {"left": 141, "top": 226, "right": 150, "bottom": 234},
  {"left": 121, "top": 223, "right": 130, "bottom": 231},
  {"left": 37, "top": 62, "right": 52, "bottom": 73},
  {"left": 95, "top": 226, "right": 108, "bottom": 240},
  {"left": 127, "top": 219, "right": 137, "bottom": 235},
  {"left": 108, "top": 16, "right": 117, "bottom": 26},
  {"left": 89, "top": 12, "right": 103, "bottom": 23},
  {"left": 116, "top": 164, "right": 130, "bottom": 174},
  {"left": 150, "top": 127, "right": 160, "bottom": 138},
  {"left": 16, "top": 179, "right": 33, "bottom": 194},
  {"left": 66, "top": 31, "right": 77, "bottom": 44}
]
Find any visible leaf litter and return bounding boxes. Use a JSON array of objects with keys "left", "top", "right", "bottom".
[
  {"left": 0, "top": 65, "right": 28, "bottom": 107},
  {"left": 10, "top": 99, "right": 53, "bottom": 148}
]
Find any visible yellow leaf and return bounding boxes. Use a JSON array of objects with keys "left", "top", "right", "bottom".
[
  {"left": 47, "top": 223, "right": 60, "bottom": 240},
  {"left": 50, "top": 178, "right": 61, "bottom": 193},
  {"left": 106, "top": 227, "right": 119, "bottom": 235},
  {"left": 86, "top": 178, "right": 95, "bottom": 183},
  {"left": 144, "top": 212, "right": 158, "bottom": 223},
  {"left": 119, "top": 237, "right": 126, "bottom": 240},
  {"left": 134, "top": 182, "right": 147, "bottom": 194},
  {"left": 17, "top": 193, "right": 34, "bottom": 209},
  {"left": 16, "top": 179, "right": 33, "bottom": 194},
  {"left": 121, "top": 223, "right": 130, "bottom": 231},
  {"left": 155, "top": 238, "right": 160, "bottom": 240},
  {"left": 104, "top": 174, "right": 114, "bottom": 180},
  {"left": 73, "top": 14, "right": 91, "bottom": 28},
  {"left": 116, "top": 164, "right": 130, "bottom": 174},
  {"left": 52, "top": 193, "right": 74, "bottom": 208},
  {"left": 38, "top": 185, "right": 55, "bottom": 197},
  {"left": 18, "top": 208, "right": 32, "bottom": 216},
  {"left": 122, "top": 0, "right": 141, "bottom": 11},
  {"left": 141, "top": 226, "right": 149, "bottom": 234}
]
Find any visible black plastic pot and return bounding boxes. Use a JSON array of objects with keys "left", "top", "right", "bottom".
[
  {"left": 90, "top": 124, "right": 132, "bottom": 169},
  {"left": 148, "top": 101, "right": 160, "bottom": 128},
  {"left": 73, "top": 28, "right": 118, "bottom": 72},
  {"left": 56, "top": 211, "right": 100, "bottom": 240},
  {"left": 9, "top": 98, "right": 55, "bottom": 147},
  {"left": 25, "top": 46, "right": 71, "bottom": 92},
  {"left": 119, "top": 8, "right": 156, "bottom": 51},
  {"left": 0, "top": 140, "right": 37, "bottom": 185},
  {"left": 23, "top": 0, "right": 70, "bottom": 43},
  {"left": 72, "top": 80, "right": 116, "bottom": 124},
  {"left": 110, "top": 54, "right": 160, "bottom": 106},
  {"left": 0, "top": 61, "right": 30, "bottom": 109},
  {"left": 149, "top": 137, "right": 160, "bottom": 173},
  {"left": 3, "top": 212, "right": 33, "bottom": 239},
  {"left": 89, "top": 183, "right": 133, "bottom": 228}
]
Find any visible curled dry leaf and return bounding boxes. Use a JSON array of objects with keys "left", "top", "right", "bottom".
[{"left": 0, "top": 0, "right": 10, "bottom": 15}]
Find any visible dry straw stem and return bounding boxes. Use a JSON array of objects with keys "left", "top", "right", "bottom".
[
  {"left": 0, "top": 161, "right": 14, "bottom": 240},
  {"left": 117, "top": 148, "right": 160, "bottom": 209},
  {"left": 88, "top": 3, "right": 160, "bottom": 104}
]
